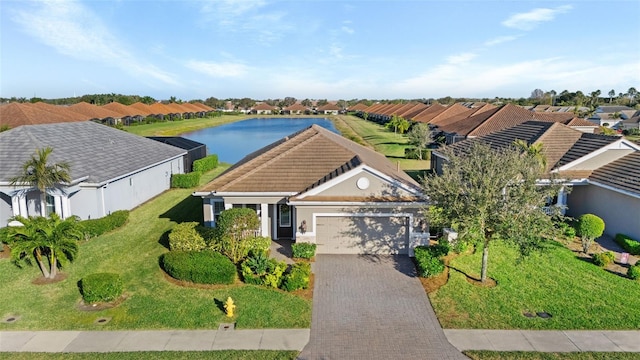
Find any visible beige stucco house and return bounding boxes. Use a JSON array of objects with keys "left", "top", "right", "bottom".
[{"left": 194, "top": 125, "right": 428, "bottom": 255}]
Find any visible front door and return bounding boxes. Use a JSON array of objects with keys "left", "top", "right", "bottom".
[{"left": 276, "top": 204, "right": 293, "bottom": 239}]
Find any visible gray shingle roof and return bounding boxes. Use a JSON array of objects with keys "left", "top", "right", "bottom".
[
  {"left": 589, "top": 152, "right": 640, "bottom": 196},
  {"left": 556, "top": 133, "right": 620, "bottom": 167},
  {"left": 0, "top": 122, "right": 186, "bottom": 184}
]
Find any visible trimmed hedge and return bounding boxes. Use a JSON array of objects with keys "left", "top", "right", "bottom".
[
  {"left": 169, "top": 222, "right": 206, "bottom": 251},
  {"left": 171, "top": 172, "right": 201, "bottom": 188},
  {"left": 193, "top": 155, "right": 219, "bottom": 172},
  {"left": 592, "top": 251, "right": 615, "bottom": 267},
  {"left": 80, "top": 210, "right": 130, "bottom": 239},
  {"left": 628, "top": 265, "right": 640, "bottom": 280},
  {"left": 161, "top": 250, "right": 236, "bottom": 284},
  {"left": 282, "top": 262, "right": 311, "bottom": 292},
  {"left": 292, "top": 242, "right": 316, "bottom": 259},
  {"left": 615, "top": 234, "right": 640, "bottom": 255},
  {"left": 414, "top": 245, "right": 446, "bottom": 278},
  {"left": 79, "top": 273, "right": 123, "bottom": 303}
]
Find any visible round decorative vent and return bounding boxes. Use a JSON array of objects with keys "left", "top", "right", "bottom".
[{"left": 356, "top": 177, "right": 370, "bottom": 190}]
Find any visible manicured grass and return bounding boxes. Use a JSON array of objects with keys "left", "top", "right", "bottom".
[
  {"left": 465, "top": 351, "right": 640, "bottom": 360},
  {"left": 337, "top": 115, "right": 430, "bottom": 172},
  {"left": 429, "top": 241, "right": 640, "bottom": 330},
  {"left": 124, "top": 114, "right": 251, "bottom": 136},
  {"left": 0, "top": 351, "right": 298, "bottom": 360},
  {"left": 0, "top": 165, "right": 311, "bottom": 330}
]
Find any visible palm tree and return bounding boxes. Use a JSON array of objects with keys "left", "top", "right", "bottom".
[
  {"left": 628, "top": 87, "right": 638, "bottom": 106},
  {"left": 514, "top": 139, "right": 547, "bottom": 170},
  {"left": 608, "top": 89, "right": 616, "bottom": 104},
  {"left": 9, "top": 147, "right": 71, "bottom": 217},
  {"left": 6, "top": 213, "right": 81, "bottom": 279},
  {"left": 549, "top": 90, "right": 557, "bottom": 106}
]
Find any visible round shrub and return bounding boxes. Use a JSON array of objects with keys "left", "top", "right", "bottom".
[
  {"left": 282, "top": 262, "right": 311, "bottom": 292},
  {"left": 169, "top": 222, "right": 206, "bottom": 252},
  {"left": 414, "top": 245, "right": 445, "bottom": 278},
  {"left": 592, "top": 251, "right": 615, "bottom": 267},
  {"left": 628, "top": 265, "right": 640, "bottom": 280},
  {"left": 577, "top": 214, "right": 605, "bottom": 240},
  {"left": 161, "top": 250, "right": 236, "bottom": 285},
  {"left": 292, "top": 242, "right": 317, "bottom": 259},
  {"left": 80, "top": 273, "right": 123, "bottom": 303}
]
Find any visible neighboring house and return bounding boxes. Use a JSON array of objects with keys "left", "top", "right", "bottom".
[
  {"left": 587, "top": 105, "right": 636, "bottom": 129},
  {"left": 431, "top": 121, "right": 640, "bottom": 240},
  {"left": 194, "top": 124, "right": 428, "bottom": 255},
  {"left": 316, "top": 103, "right": 341, "bottom": 115},
  {"left": 146, "top": 137, "right": 207, "bottom": 173},
  {"left": 283, "top": 103, "right": 310, "bottom": 115},
  {"left": 0, "top": 122, "right": 186, "bottom": 226},
  {"left": 620, "top": 113, "right": 640, "bottom": 130},
  {"left": 252, "top": 103, "right": 277, "bottom": 115}
]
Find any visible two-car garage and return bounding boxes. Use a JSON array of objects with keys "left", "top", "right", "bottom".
[{"left": 315, "top": 215, "right": 410, "bottom": 255}]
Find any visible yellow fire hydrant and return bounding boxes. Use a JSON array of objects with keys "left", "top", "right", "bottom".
[{"left": 224, "top": 297, "right": 236, "bottom": 318}]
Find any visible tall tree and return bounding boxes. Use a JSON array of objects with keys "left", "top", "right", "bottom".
[
  {"left": 406, "top": 123, "right": 433, "bottom": 160},
  {"left": 6, "top": 213, "right": 81, "bottom": 279},
  {"left": 422, "top": 142, "right": 560, "bottom": 283},
  {"left": 10, "top": 147, "right": 71, "bottom": 217},
  {"left": 549, "top": 90, "right": 557, "bottom": 106},
  {"left": 608, "top": 89, "right": 616, "bottom": 104},
  {"left": 628, "top": 87, "right": 638, "bottom": 105},
  {"left": 301, "top": 98, "right": 312, "bottom": 107}
]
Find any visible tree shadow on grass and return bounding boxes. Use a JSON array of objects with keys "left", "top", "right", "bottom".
[
  {"left": 159, "top": 194, "right": 202, "bottom": 224},
  {"left": 158, "top": 230, "right": 170, "bottom": 250}
]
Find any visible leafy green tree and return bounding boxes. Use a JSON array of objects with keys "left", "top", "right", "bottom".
[
  {"left": 385, "top": 114, "right": 409, "bottom": 134},
  {"left": 576, "top": 214, "right": 605, "bottom": 254},
  {"left": 628, "top": 87, "right": 638, "bottom": 105},
  {"left": 422, "top": 142, "right": 560, "bottom": 283},
  {"left": 301, "top": 98, "right": 313, "bottom": 107},
  {"left": 6, "top": 213, "right": 81, "bottom": 279},
  {"left": 10, "top": 147, "right": 71, "bottom": 217},
  {"left": 215, "top": 208, "right": 260, "bottom": 263},
  {"left": 608, "top": 89, "right": 616, "bottom": 103},
  {"left": 406, "top": 123, "right": 433, "bottom": 160},
  {"left": 316, "top": 99, "right": 329, "bottom": 107},
  {"left": 513, "top": 140, "right": 547, "bottom": 170}
]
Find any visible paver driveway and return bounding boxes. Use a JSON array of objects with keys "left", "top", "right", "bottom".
[{"left": 298, "top": 254, "right": 467, "bottom": 360}]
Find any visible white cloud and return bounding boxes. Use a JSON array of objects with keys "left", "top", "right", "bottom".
[
  {"left": 199, "top": 0, "right": 267, "bottom": 18},
  {"left": 502, "top": 5, "right": 572, "bottom": 31},
  {"left": 185, "top": 60, "right": 251, "bottom": 78},
  {"left": 447, "top": 53, "right": 477, "bottom": 65},
  {"left": 342, "top": 26, "right": 355, "bottom": 34},
  {"left": 484, "top": 35, "right": 520, "bottom": 47},
  {"left": 11, "top": 0, "right": 179, "bottom": 85}
]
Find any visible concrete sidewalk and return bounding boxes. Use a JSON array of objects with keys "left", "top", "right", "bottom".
[
  {"left": 0, "top": 329, "right": 310, "bottom": 352},
  {"left": 445, "top": 329, "right": 640, "bottom": 352}
]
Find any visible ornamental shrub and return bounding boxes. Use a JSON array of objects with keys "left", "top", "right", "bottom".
[
  {"left": 592, "top": 251, "right": 615, "bottom": 267},
  {"left": 169, "top": 222, "right": 206, "bottom": 251},
  {"left": 161, "top": 250, "right": 236, "bottom": 285},
  {"left": 576, "top": 214, "right": 605, "bottom": 253},
  {"left": 246, "top": 236, "right": 272, "bottom": 255},
  {"left": 171, "top": 172, "right": 201, "bottom": 188},
  {"left": 79, "top": 273, "right": 123, "bottom": 303},
  {"left": 80, "top": 210, "right": 130, "bottom": 239},
  {"left": 282, "top": 262, "right": 311, "bottom": 291},
  {"left": 556, "top": 221, "right": 576, "bottom": 239},
  {"left": 193, "top": 155, "right": 219, "bottom": 172},
  {"left": 614, "top": 234, "right": 640, "bottom": 255},
  {"left": 263, "top": 259, "right": 287, "bottom": 288},
  {"left": 215, "top": 208, "right": 260, "bottom": 263},
  {"left": 628, "top": 264, "right": 640, "bottom": 280},
  {"left": 414, "top": 245, "right": 445, "bottom": 278},
  {"left": 292, "top": 242, "right": 317, "bottom": 259}
]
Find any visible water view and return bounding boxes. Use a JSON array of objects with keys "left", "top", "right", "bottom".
[{"left": 183, "top": 118, "right": 339, "bottom": 164}]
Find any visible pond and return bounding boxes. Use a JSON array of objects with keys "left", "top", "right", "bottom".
[{"left": 183, "top": 118, "right": 339, "bottom": 164}]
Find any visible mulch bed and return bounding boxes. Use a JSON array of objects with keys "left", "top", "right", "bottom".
[
  {"left": 564, "top": 238, "right": 632, "bottom": 277},
  {"left": 419, "top": 252, "right": 497, "bottom": 293},
  {"left": 32, "top": 272, "right": 68, "bottom": 285},
  {"left": 0, "top": 244, "right": 10, "bottom": 259}
]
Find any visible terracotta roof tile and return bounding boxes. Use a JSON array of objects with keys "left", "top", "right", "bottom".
[
  {"left": 1, "top": 103, "right": 79, "bottom": 128},
  {"left": 411, "top": 104, "right": 447, "bottom": 123},
  {"left": 129, "top": 102, "right": 154, "bottom": 116},
  {"left": 103, "top": 102, "right": 142, "bottom": 116},
  {"left": 68, "top": 102, "right": 123, "bottom": 120}
]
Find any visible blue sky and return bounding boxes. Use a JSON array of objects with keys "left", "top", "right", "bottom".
[{"left": 1, "top": 0, "right": 639, "bottom": 101}]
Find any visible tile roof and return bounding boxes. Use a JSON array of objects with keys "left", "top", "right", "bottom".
[
  {"left": 411, "top": 104, "right": 447, "bottom": 123},
  {"left": 253, "top": 103, "right": 276, "bottom": 111},
  {"left": 589, "top": 152, "right": 640, "bottom": 196},
  {"left": 556, "top": 133, "right": 620, "bottom": 167},
  {"left": 284, "top": 103, "right": 310, "bottom": 111},
  {"left": 30, "top": 102, "right": 87, "bottom": 121},
  {"left": 0, "top": 122, "right": 185, "bottom": 184},
  {"left": 198, "top": 124, "right": 420, "bottom": 195},
  {"left": 0, "top": 103, "right": 82, "bottom": 128},
  {"left": 348, "top": 103, "right": 369, "bottom": 111},
  {"left": 427, "top": 104, "right": 474, "bottom": 126},
  {"left": 129, "top": 102, "right": 154, "bottom": 116},
  {"left": 103, "top": 102, "right": 142, "bottom": 116},
  {"left": 149, "top": 102, "right": 176, "bottom": 115},
  {"left": 68, "top": 102, "right": 123, "bottom": 120},
  {"left": 317, "top": 103, "right": 341, "bottom": 111},
  {"left": 398, "top": 103, "right": 429, "bottom": 119}
]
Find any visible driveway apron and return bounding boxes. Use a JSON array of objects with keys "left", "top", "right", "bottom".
[{"left": 299, "top": 255, "right": 467, "bottom": 360}]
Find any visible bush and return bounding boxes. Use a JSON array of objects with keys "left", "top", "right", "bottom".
[
  {"left": 79, "top": 273, "right": 123, "bottom": 303},
  {"left": 614, "top": 234, "right": 640, "bottom": 255},
  {"left": 282, "top": 262, "right": 311, "bottom": 291},
  {"left": 161, "top": 250, "right": 236, "bottom": 285},
  {"left": 414, "top": 245, "right": 445, "bottom": 278},
  {"left": 556, "top": 221, "right": 576, "bottom": 239},
  {"left": 292, "top": 242, "right": 317, "bottom": 259},
  {"left": 628, "top": 265, "right": 640, "bottom": 280},
  {"left": 80, "top": 210, "right": 129, "bottom": 239},
  {"left": 169, "top": 222, "right": 206, "bottom": 251},
  {"left": 193, "top": 155, "right": 219, "bottom": 172},
  {"left": 576, "top": 214, "right": 605, "bottom": 253},
  {"left": 592, "top": 251, "right": 616, "bottom": 267},
  {"left": 171, "top": 172, "right": 201, "bottom": 188},
  {"left": 240, "top": 251, "right": 287, "bottom": 288},
  {"left": 263, "top": 259, "right": 287, "bottom": 288},
  {"left": 216, "top": 208, "right": 260, "bottom": 263},
  {"left": 246, "top": 236, "right": 271, "bottom": 255}
]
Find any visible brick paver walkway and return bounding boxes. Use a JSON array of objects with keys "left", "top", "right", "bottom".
[{"left": 298, "top": 255, "right": 467, "bottom": 360}]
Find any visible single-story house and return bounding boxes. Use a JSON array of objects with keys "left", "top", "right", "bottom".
[
  {"left": 147, "top": 137, "right": 207, "bottom": 173},
  {"left": 252, "top": 103, "right": 277, "bottom": 115},
  {"left": 0, "top": 121, "right": 186, "bottom": 226},
  {"left": 316, "top": 103, "right": 341, "bottom": 115},
  {"left": 431, "top": 121, "right": 640, "bottom": 240},
  {"left": 194, "top": 124, "right": 428, "bottom": 255}
]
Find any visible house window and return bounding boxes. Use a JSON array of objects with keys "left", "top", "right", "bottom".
[
  {"left": 45, "top": 194, "right": 55, "bottom": 216},
  {"left": 213, "top": 201, "right": 225, "bottom": 222},
  {"left": 279, "top": 204, "right": 291, "bottom": 227}
]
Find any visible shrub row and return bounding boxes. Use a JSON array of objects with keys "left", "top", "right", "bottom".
[
  {"left": 592, "top": 251, "right": 616, "bottom": 267},
  {"left": 193, "top": 155, "right": 219, "bottom": 172},
  {"left": 282, "top": 262, "right": 311, "bottom": 291},
  {"left": 161, "top": 250, "right": 236, "bottom": 285},
  {"left": 614, "top": 234, "right": 640, "bottom": 255},
  {"left": 292, "top": 242, "right": 316, "bottom": 259},
  {"left": 628, "top": 264, "right": 640, "bottom": 280},
  {"left": 80, "top": 210, "right": 130, "bottom": 239},
  {"left": 171, "top": 172, "right": 201, "bottom": 188},
  {"left": 79, "top": 273, "right": 123, "bottom": 303},
  {"left": 414, "top": 244, "right": 448, "bottom": 278}
]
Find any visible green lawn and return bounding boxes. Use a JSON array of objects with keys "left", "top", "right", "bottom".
[
  {"left": 465, "top": 351, "right": 640, "bottom": 360},
  {"left": 0, "top": 165, "right": 311, "bottom": 330},
  {"left": 430, "top": 241, "right": 640, "bottom": 330},
  {"left": 124, "top": 114, "right": 251, "bottom": 136},
  {"left": 0, "top": 351, "right": 298, "bottom": 360}
]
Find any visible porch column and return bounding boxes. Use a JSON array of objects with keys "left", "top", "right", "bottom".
[
  {"left": 203, "top": 198, "right": 215, "bottom": 227},
  {"left": 557, "top": 187, "right": 567, "bottom": 215},
  {"left": 54, "top": 195, "right": 62, "bottom": 218},
  {"left": 19, "top": 195, "right": 28, "bottom": 217},
  {"left": 11, "top": 195, "right": 20, "bottom": 217},
  {"left": 61, "top": 196, "right": 71, "bottom": 219},
  {"left": 291, "top": 206, "right": 296, "bottom": 240},
  {"left": 271, "top": 204, "right": 278, "bottom": 240},
  {"left": 224, "top": 203, "right": 233, "bottom": 210},
  {"left": 260, "top": 203, "right": 269, "bottom": 237}
]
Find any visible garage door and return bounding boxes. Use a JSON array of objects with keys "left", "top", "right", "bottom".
[{"left": 316, "top": 216, "right": 409, "bottom": 254}]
